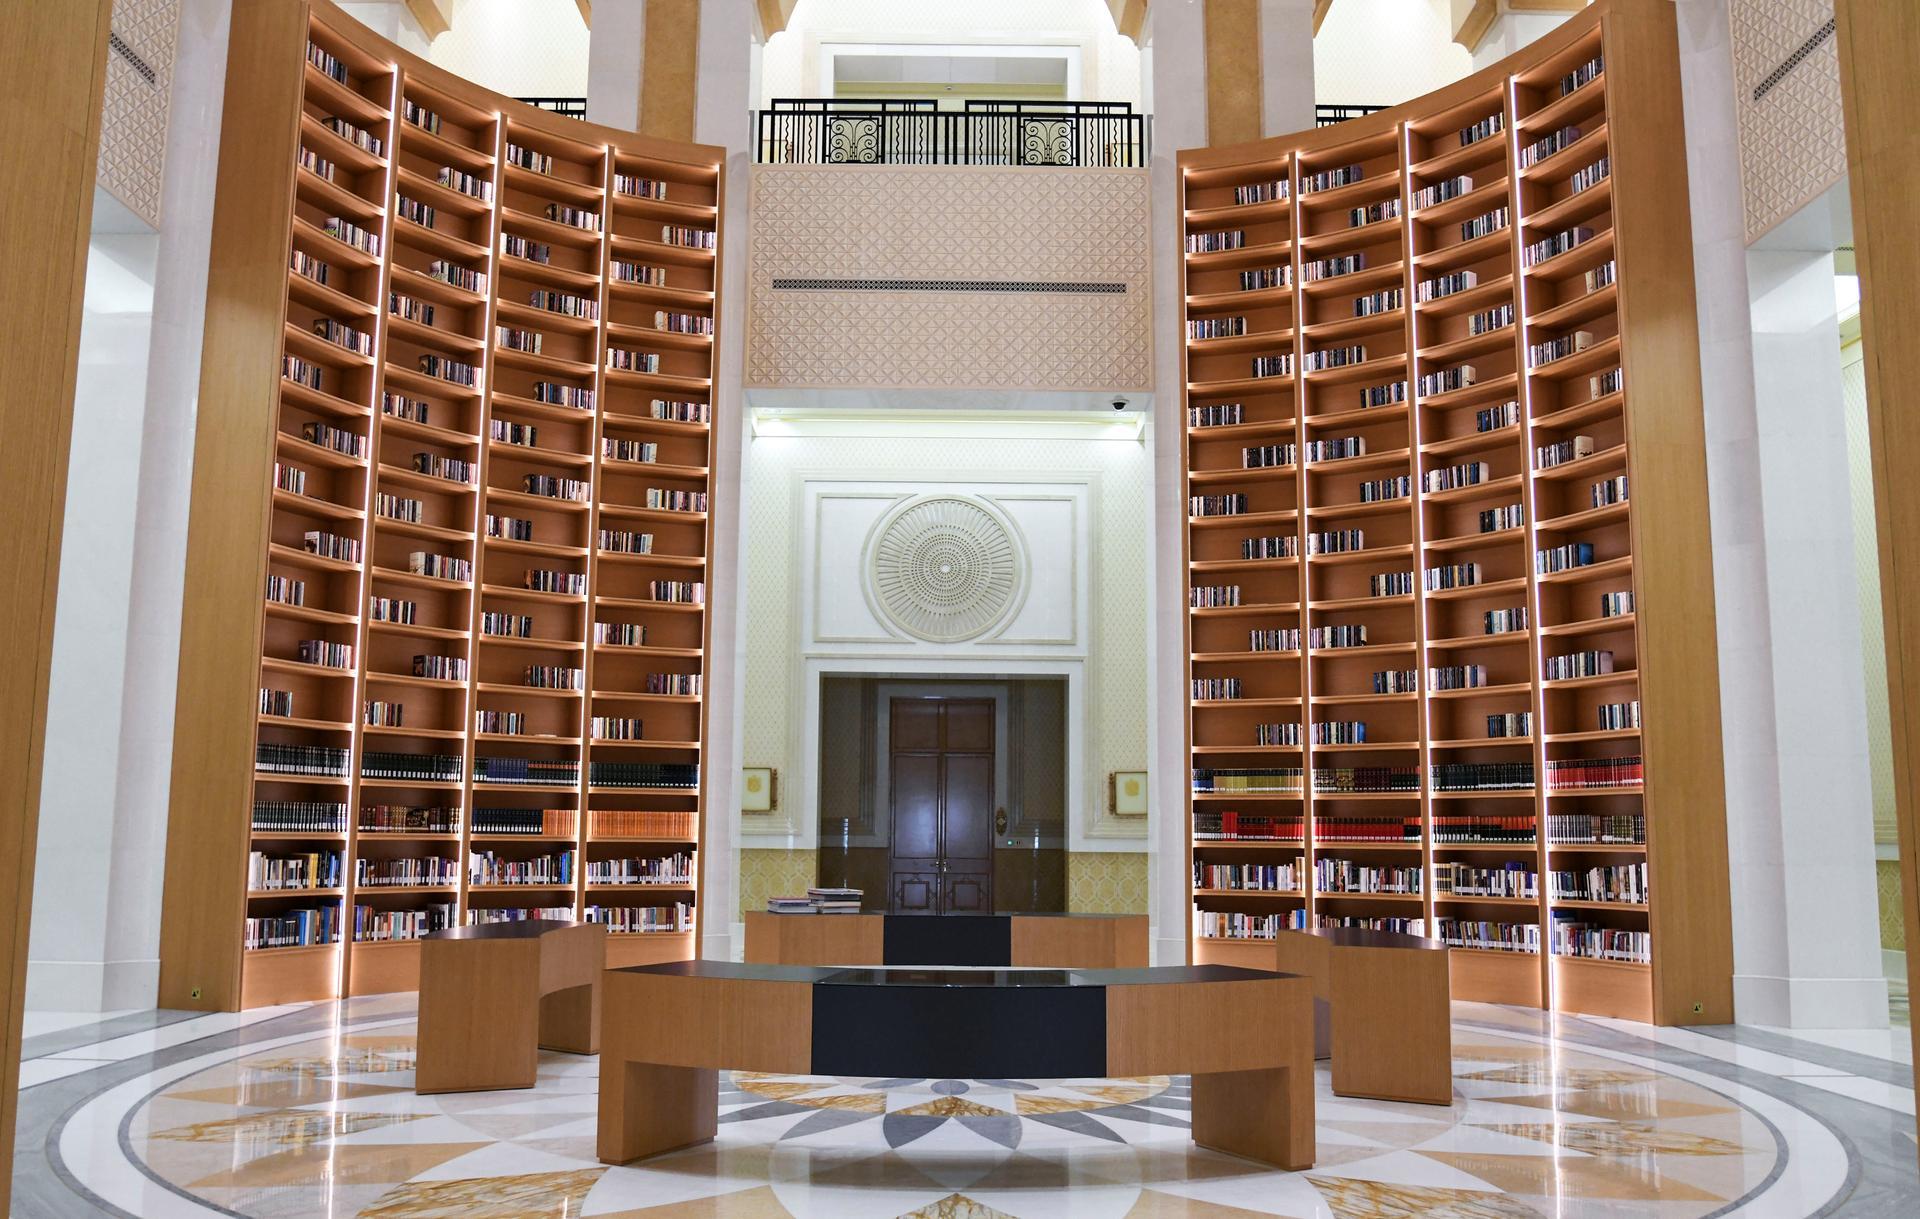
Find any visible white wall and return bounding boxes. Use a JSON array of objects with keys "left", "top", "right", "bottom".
[
  {"left": 760, "top": 0, "right": 1141, "bottom": 106},
  {"left": 1314, "top": 0, "right": 1470, "bottom": 108},
  {"left": 737, "top": 427, "right": 1152, "bottom": 856},
  {"left": 427, "top": 0, "right": 590, "bottom": 98},
  {"left": 28, "top": 239, "right": 156, "bottom": 1011}
]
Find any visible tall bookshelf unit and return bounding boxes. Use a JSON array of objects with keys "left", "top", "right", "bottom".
[
  {"left": 1179, "top": 0, "right": 1733, "bottom": 1025},
  {"left": 160, "top": 1, "right": 723, "bottom": 1009}
]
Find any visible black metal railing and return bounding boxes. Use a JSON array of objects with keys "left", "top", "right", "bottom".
[
  {"left": 1317, "top": 103, "right": 1388, "bottom": 127},
  {"left": 519, "top": 96, "right": 588, "bottom": 119},
  {"left": 754, "top": 98, "right": 1148, "bottom": 167}
]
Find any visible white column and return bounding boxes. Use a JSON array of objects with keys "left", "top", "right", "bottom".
[
  {"left": 335, "top": 1, "right": 432, "bottom": 56},
  {"left": 1260, "top": 0, "right": 1316, "bottom": 135},
  {"left": 1144, "top": 1, "right": 1206, "bottom": 967},
  {"left": 27, "top": 0, "right": 231, "bottom": 1012},
  {"left": 1744, "top": 238, "right": 1887, "bottom": 1027},
  {"left": 586, "top": 0, "right": 646, "bottom": 130},
  {"left": 696, "top": 0, "right": 755, "bottom": 961},
  {"left": 1676, "top": 0, "right": 1886, "bottom": 1028}
]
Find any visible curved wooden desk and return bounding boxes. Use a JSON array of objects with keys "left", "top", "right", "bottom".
[
  {"left": 743, "top": 911, "right": 1148, "bottom": 968},
  {"left": 598, "top": 961, "right": 1315, "bottom": 1170},
  {"left": 415, "top": 919, "right": 605, "bottom": 1094},
  {"left": 1269, "top": 927, "right": 1452, "bottom": 1106}
]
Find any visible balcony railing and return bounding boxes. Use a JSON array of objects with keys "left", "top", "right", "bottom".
[
  {"left": 519, "top": 96, "right": 587, "bottom": 119},
  {"left": 1317, "top": 103, "right": 1388, "bottom": 126},
  {"left": 754, "top": 98, "right": 1149, "bottom": 167}
]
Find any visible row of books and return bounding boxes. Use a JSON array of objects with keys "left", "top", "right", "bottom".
[
  {"left": 584, "top": 852, "right": 696, "bottom": 885},
  {"left": 1194, "top": 910, "right": 1307, "bottom": 940},
  {"left": 247, "top": 851, "right": 342, "bottom": 892},
  {"left": 353, "top": 905, "right": 456, "bottom": 943},
  {"left": 1194, "top": 860, "right": 1305, "bottom": 892}
]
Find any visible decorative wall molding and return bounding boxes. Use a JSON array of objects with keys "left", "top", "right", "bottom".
[
  {"left": 745, "top": 165, "right": 1153, "bottom": 391},
  {"left": 863, "top": 495, "right": 1030, "bottom": 644}
]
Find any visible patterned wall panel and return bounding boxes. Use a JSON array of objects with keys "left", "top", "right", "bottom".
[
  {"left": 1068, "top": 851, "right": 1148, "bottom": 913},
  {"left": 746, "top": 165, "right": 1153, "bottom": 391},
  {"left": 1840, "top": 340, "right": 1895, "bottom": 848},
  {"left": 740, "top": 848, "right": 821, "bottom": 918},
  {"left": 1728, "top": 0, "right": 1847, "bottom": 243},
  {"left": 98, "top": 0, "right": 181, "bottom": 227}
]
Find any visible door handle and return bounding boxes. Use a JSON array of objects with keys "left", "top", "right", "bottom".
[{"left": 994, "top": 808, "right": 1008, "bottom": 834}]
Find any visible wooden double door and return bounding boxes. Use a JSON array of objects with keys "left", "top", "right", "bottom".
[{"left": 889, "top": 698, "right": 995, "bottom": 914}]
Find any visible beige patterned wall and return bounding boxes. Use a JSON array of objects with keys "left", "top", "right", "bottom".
[
  {"left": 740, "top": 848, "right": 820, "bottom": 918},
  {"left": 98, "top": 0, "right": 181, "bottom": 227},
  {"left": 1880, "top": 861, "right": 1905, "bottom": 953},
  {"left": 1068, "top": 852, "right": 1148, "bottom": 913},
  {"left": 746, "top": 165, "right": 1153, "bottom": 391},
  {"left": 1728, "top": 0, "right": 1847, "bottom": 243},
  {"left": 738, "top": 849, "right": 1149, "bottom": 916},
  {"left": 1840, "top": 340, "right": 1896, "bottom": 849}
]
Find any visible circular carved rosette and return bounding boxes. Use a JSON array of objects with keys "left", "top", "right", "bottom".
[{"left": 865, "top": 496, "right": 1028, "bottom": 643}]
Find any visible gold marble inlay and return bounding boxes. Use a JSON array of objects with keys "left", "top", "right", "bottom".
[
  {"left": 1479, "top": 1121, "right": 1753, "bottom": 1158},
  {"left": 188, "top": 1142, "right": 488, "bottom": 1190},
  {"left": 358, "top": 1167, "right": 607, "bottom": 1217},
  {"left": 1308, "top": 1177, "right": 1549, "bottom": 1219},
  {"left": 898, "top": 1194, "right": 1019, "bottom": 1219},
  {"left": 151, "top": 1108, "right": 429, "bottom": 1148},
  {"left": 894, "top": 1096, "right": 1009, "bottom": 1118}
]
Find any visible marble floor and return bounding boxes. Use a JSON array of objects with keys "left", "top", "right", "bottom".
[{"left": 10, "top": 995, "right": 1918, "bottom": 1218}]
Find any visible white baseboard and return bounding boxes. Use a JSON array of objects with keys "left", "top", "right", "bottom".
[
  {"left": 1735, "top": 971, "right": 1890, "bottom": 1029},
  {"left": 25, "top": 957, "right": 159, "bottom": 1013},
  {"left": 1884, "top": 948, "right": 1908, "bottom": 982},
  {"left": 1152, "top": 935, "right": 1187, "bottom": 967}
]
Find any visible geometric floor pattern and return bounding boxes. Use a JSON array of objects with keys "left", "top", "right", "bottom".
[{"left": 119, "top": 1002, "right": 1791, "bottom": 1218}]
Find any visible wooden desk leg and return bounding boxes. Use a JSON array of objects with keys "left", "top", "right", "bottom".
[
  {"left": 597, "top": 1057, "right": 719, "bottom": 1165},
  {"left": 539, "top": 981, "right": 600, "bottom": 1055},
  {"left": 416, "top": 958, "right": 540, "bottom": 1094},
  {"left": 1329, "top": 947, "right": 1453, "bottom": 1106},
  {"left": 1190, "top": 1063, "right": 1314, "bottom": 1170},
  {"left": 1189, "top": 986, "right": 1315, "bottom": 1170}
]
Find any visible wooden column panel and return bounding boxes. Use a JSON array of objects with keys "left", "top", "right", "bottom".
[{"left": 0, "top": 1, "right": 116, "bottom": 1208}]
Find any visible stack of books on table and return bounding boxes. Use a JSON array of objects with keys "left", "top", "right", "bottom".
[{"left": 765, "top": 887, "right": 864, "bottom": 914}]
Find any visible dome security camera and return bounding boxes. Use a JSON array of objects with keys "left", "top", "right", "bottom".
[{"left": 1111, "top": 398, "right": 1128, "bottom": 411}]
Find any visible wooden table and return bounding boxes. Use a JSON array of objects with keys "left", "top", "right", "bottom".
[
  {"left": 743, "top": 911, "right": 1149, "bottom": 969},
  {"left": 1267, "top": 926, "right": 1452, "bottom": 1106},
  {"left": 415, "top": 919, "right": 605, "bottom": 1094},
  {"left": 597, "top": 961, "right": 1315, "bottom": 1170}
]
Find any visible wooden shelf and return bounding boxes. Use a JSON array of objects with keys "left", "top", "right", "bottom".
[
  {"left": 1177, "top": 3, "right": 1723, "bottom": 1026},
  {"left": 158, "top": 6, "right": 720, "bottom": 1012}
]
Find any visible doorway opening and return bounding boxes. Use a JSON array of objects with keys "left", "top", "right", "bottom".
[{"left": 814, "top": 676, "right": 1068, "bottom": 913}]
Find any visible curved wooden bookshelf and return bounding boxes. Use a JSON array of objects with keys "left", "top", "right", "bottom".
[
  {"left": 1178, "top": 0, "right": 1730, "bottom": 1025},
  {"left": 160, "top": 0, "right": 721, "bottom": 1009}
]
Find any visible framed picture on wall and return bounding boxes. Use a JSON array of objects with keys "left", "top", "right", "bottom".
[
  {"left": 742, "top": 767, "right": 778, "bottom": 813},
  {"left": 1109, "top": 771, "right": 1148, "bottom": 817}
]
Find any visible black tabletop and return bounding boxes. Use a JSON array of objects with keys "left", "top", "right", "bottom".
[
  {"left": 616, "top": 959, "right": 1285, "bottom": 987},
  {"left": 425, "top": 918, "right": 584, "bottom": 941},
  {"left": 613, "top": 959, "right": 1292, "bottom": 1078}
]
